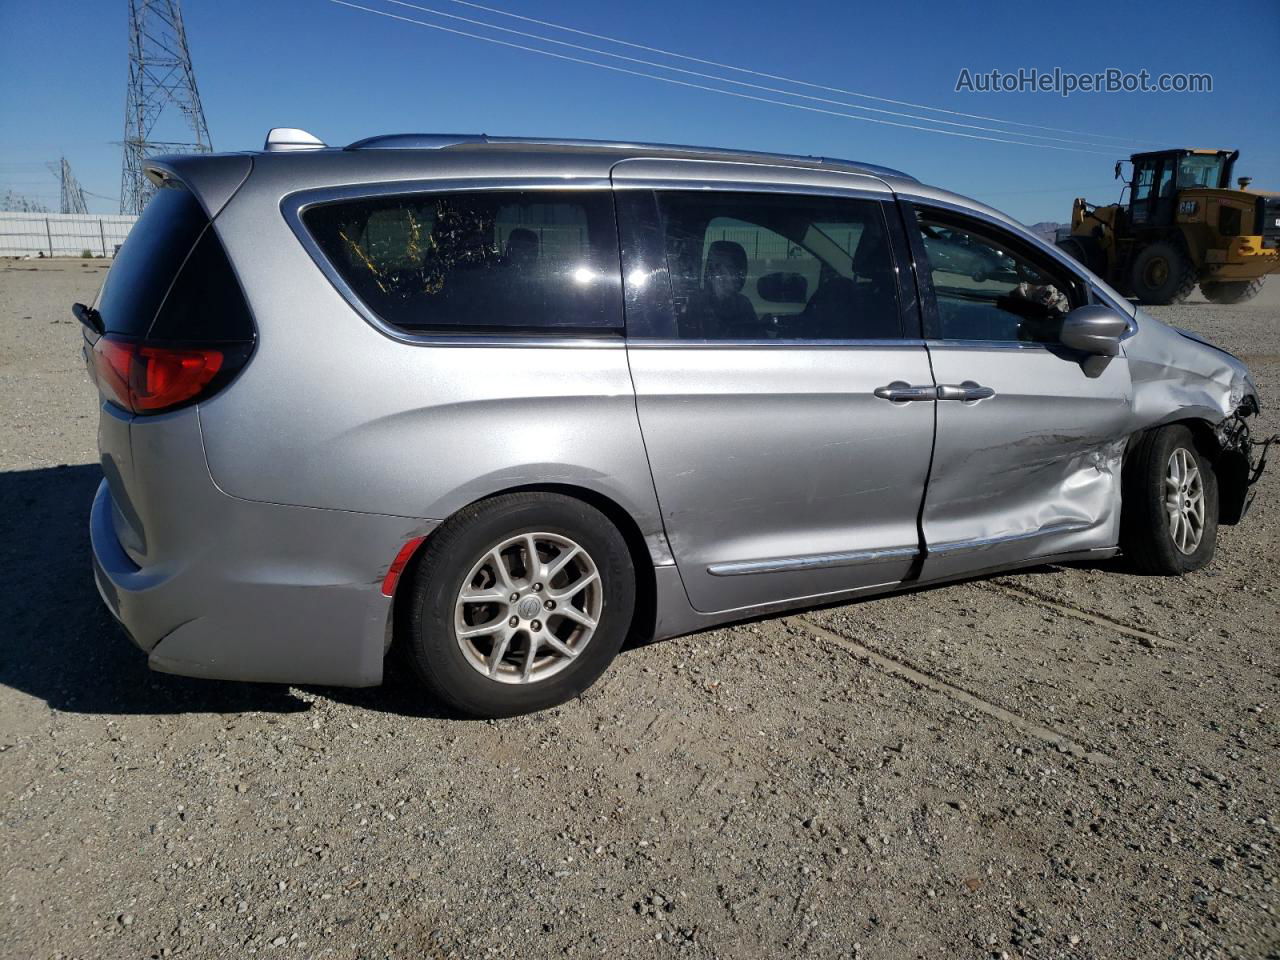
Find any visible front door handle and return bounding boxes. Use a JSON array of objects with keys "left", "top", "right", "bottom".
[
  {"left": 874, "top": 381, "right": 937, "bottom": 403},
  {"left": 936, "top": 381, "right": 996, "bottom": 403}
]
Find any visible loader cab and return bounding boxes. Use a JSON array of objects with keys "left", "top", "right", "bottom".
[{"left": 1127, "top": 149, "right": 1237, "bottom": 228}]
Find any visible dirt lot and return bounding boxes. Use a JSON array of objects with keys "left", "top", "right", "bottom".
[{"left": 1, "top": 259, "right": 1277, "bottom": 960}]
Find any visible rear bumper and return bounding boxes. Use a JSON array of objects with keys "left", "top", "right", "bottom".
[
  {"left": 1205, "top": 238, "right": 1280, "bottom": 280},
  {"left": 90, "top": 476, "right": 438, "bottom": 687}
]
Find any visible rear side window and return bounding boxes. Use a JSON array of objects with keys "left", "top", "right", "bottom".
[
  {"left": 302, "top": 190, "right": 622, "bottom": 334},
  {"left": 649, "top": 191, "right": 901, "bottom": 340},
  {"left": 95, "top": 183, "right": 254, "bottom": 343},
  {"left": 96, "top": 186, "right": 206, "bottom": 337}
]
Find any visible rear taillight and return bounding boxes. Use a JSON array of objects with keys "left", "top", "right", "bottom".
[{"left": 91, "top": 334, "right": 244, "bottom": 414}]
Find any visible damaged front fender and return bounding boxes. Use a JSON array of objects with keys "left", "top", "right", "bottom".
[{"left": 1124, "top": 309, "right": 1265, "bottom": 524}]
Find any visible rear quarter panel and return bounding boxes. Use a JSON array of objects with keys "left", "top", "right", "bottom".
[{"left": 197, "top": 153, "right": 670, "bottom": 561}]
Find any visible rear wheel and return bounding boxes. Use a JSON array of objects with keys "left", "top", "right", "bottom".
[
  {"left": 1200, "top": 278, "right": 1264, "bottom": 304},
  {"left": 402, "top": 492, "right": 635, "bottom": 717},
  {"left": 1120, "top": 425, "right": 1219, "bottom": 574},
  {"left": 1130, "top": 241, "right": 1197, "bottom": 305},
  {"left": 1056, "top": 235, "right": 1104, "bottom": 275}
]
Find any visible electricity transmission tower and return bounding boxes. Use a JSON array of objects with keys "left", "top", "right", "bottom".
[
  {"left": 49, "top": 157, "right": 90, "bottom": 215},
  {"left": 120, "top": 0, "right": 212, "bottom": 215},
  {"left": 0, "top": 191, "right": 49, "bottom": 213}
]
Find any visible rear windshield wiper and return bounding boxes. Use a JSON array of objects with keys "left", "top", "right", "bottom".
[{"left": 73, "top": 302, "right": 103, "bottom": 336}]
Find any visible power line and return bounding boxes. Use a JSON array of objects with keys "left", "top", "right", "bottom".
[
  {"left": 326, "top": 0, "right": 1118, "bottom": 155},
  {"left": 377, "top": 0, "right": 1132, "bottom": 151},
  {"left": 432, "top": 0, "right": 1163, "bottom": 148}
]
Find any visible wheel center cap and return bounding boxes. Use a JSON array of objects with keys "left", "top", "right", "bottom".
[{"left": 516, "top": 596, "right": 542, "bottom": 620}]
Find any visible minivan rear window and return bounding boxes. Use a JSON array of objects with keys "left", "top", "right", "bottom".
[
  {"left": 96, "top": 186, "right": 207, "bottom": 338},
  {"left": 302, "top": 190, "right": 623, "bottom": 334},
  {"left": 95, "top": 183, "right": 255, "bottom": 343}
]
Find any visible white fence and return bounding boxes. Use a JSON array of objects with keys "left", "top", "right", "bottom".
[{"left": 0, "top": 212, "right": 137, "bottom": 258}]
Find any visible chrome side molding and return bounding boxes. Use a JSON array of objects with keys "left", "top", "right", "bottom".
[
  {"left": 707, "top": 520, "right": 1097, "bottom": 577},
  {"left": 707, "top": 545, "right": 919, "bottom": 577},
  {"left": 927, "top": 520, "right": 1095, "bottom": 555}
]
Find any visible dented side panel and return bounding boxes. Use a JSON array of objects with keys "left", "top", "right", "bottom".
[
  {"left": 918, "top": 308, "right": 1260, "bottom": 580},
  {"left": 919, "top": 344, "right": 1133, "bottom": 579}
]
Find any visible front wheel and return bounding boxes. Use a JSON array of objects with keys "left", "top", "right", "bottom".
[
  {"left": 1120, "top": 425, "right": 1219, "bottom": 574},
  {"left": 1200, "top": 278, "right": 1264, "bottom": 305},
  {"left": 402, "top": 493, "right": 635, "bottom": 717},
  {"left": 1056, "top": 235, "right": 1104, "bottom": 275},
  {"left": 1129, "top": 241, "right": 1197, "bottom": 305}
]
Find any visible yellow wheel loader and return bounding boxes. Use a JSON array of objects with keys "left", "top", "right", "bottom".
[{"left": 1059, "top": 149, "right": 1280, "bottom": 305}]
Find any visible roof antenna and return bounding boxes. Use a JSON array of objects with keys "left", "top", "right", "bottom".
[{"left": 264, "top": 128, "right": 327, "bottom": 152}]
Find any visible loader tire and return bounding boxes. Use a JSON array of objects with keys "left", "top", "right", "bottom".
[
  {"left": 1130, "top": 241, "right": 1197, "bottom": 305},
  {"left": 1200, "top": 278, "right": 1264, "bottom": 305}
]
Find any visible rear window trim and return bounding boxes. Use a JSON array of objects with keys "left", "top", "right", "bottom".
[{"left": 282, "top": 178, "right": 626, "bottom": 348}]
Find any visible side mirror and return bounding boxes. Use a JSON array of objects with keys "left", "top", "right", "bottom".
[
  {"left": 757, "top": 271, "right": 808, "bottom": 303},
  {"left": 1059, "top": 304, "right": 1130, "bottom": 356}
]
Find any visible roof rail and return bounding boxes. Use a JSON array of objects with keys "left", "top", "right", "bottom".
[
  {"left": 808, "top": 156, "right": 916, "bottom": 182},
  {"left": 342, "top": 132, "right": 915, "bottom": 181},
  {"left": 264, "top": 128, "right": 327, "bottom": 152},
  {"left": 346, "top": 133, "right": 489, "bottom": 150}
]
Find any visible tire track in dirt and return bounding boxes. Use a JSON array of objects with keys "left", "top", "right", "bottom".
[
  {"left": 983, "top": 579, "right": 1176, "bottom": 649},
  {"left": 789, "top": 615, "right": 1115, "bottom": 766}
]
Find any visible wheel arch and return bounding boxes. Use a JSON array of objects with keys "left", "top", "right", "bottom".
[
  {"left": 392, "top": 482, "right": 659, "bottom": 653},
  {"left": 1125, "top": 416, "right": 1245, "bottom": 524}
]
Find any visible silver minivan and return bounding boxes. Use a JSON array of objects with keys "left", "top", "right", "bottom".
[{"left": 82, "top": 129, "right": 1266, "bottom": 717}]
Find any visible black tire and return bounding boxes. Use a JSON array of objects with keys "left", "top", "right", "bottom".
[
  {"left": 402, "top": 492, "right": 635, "bottom": 717},
  {"left": 1120, "top": 425, "right": 1219, "bottom": 575},
  {"left": 1056, "top": 235, "right": 1104, "bottom": 275},
  {"left": 1129, "top": 241, "right": 1197, "bottom": 305},
  {"left": 1200, "top": 278, "right": 1264, "bottom": 305}
]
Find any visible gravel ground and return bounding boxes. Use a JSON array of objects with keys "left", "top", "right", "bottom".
[{"left": 1, "top": 259, "right": 1277, "bottom": 960}]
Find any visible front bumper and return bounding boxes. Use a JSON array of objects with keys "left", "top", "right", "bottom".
[
  {"left": 90, "top": 476, "right": 437, "bottom": 687},
  {"left": 1212, "top": 397, "right": 1272, "bottom": 525}
]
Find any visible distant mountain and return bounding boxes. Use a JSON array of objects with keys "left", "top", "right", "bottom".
[{"left": 1027, "top": 221, "right": 1066, "bottom": 243}]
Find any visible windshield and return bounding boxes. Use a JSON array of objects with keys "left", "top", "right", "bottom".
[{"left": 1178, "top": 154, "right": 1225, "bottom": 189}]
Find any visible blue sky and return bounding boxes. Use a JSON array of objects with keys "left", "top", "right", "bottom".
[{"left": 2, "top": 0, "right": 1277, "bottom": 222}]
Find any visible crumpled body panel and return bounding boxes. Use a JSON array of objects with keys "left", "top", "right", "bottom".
[
  {"left": 918, "top": 310, "right": 1257, "bottom": 579},
  {"left": 1125, "top": 309, "right": 1256, "bottom": 428}
]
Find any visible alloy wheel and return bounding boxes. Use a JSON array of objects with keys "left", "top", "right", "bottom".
[
  {"left": 453, "top": 532, "right": 602, "bottom": 684},
  {"left": 1164, "top": 447, "right": 1205, "bottom": 555}
]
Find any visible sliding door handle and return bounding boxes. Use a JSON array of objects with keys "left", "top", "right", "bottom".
[
  {"left": 936, "top": 381, "right": 996, "bottom": 402},
  {"left": 874, "top": 381, "right": 937, "bottom": 403}
]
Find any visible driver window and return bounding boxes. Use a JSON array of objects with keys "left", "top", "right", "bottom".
[
  {"left": 913, "top": 210, "right": 1075, "bottom": 343},
  {"left": 653, "top": 191, "right": 901, "bottom": 340}
]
